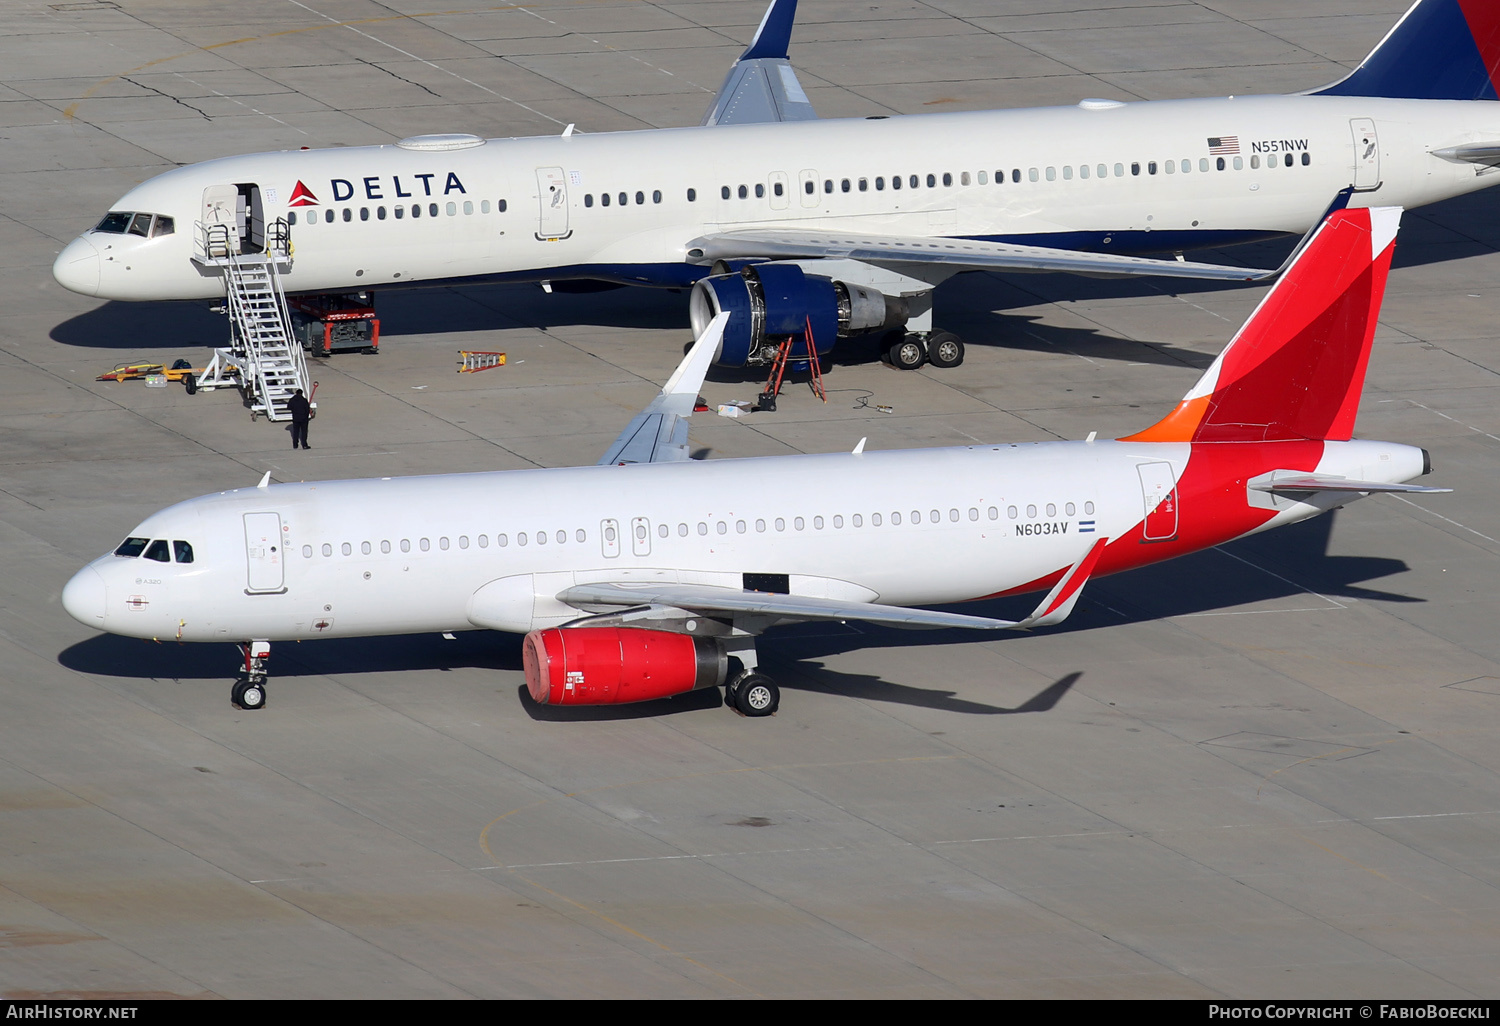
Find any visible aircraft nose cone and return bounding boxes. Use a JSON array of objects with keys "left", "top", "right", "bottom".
[
  {"left": 53, "top": 236, "right": 101, "bottom": 297},
  {"left": 62, "top": 566, "right": 107, "bottom": 627}
]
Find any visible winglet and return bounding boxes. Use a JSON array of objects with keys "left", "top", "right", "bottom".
[
  {"left": 741, "top": 0, "right": 799, "bottom": 60},
  {"left": 1018, "top": 538, "right": 1108, "bottom": 628},
  {"left": 701, "top": 0, "right": 816, "bottom": 126},
  {"left": 597, "top": 312, "right": 729, "bottom": 466}
]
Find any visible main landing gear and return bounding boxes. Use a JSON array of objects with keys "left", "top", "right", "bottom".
[
  {"left": 233, "top": 641, "right": 270, "bottom": 710},
  {"left": 725, "top": 669, "right": 780, "bottom": 717},
  {"left": 885, "top": 330, "right": 965, "bottom": 370}
]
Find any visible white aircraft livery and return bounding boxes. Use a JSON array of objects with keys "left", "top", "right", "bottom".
[
  {"left": 48, "top": 0, "right": 1500, "bottom": 370},
  {"left": 62, "top": 206, "right": 1446, "bottom": 717}
]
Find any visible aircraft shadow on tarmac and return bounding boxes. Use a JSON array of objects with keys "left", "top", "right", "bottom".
[{"left": 766, "top": 512, "right": 1418, "bottom": 667}]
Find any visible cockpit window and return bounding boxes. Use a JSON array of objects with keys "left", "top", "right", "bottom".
[
  {"left": 152, "top": 216, "right": 175, "bottom": 237},
  {"left": 114, "top": 536, "right": 149, "bottom": 557},
  {"left": 144, "top": 539, "right": 170, "bottom": 563},
  {"left": 127, "top": 213, "right": 152, "bottom": 238},
  {"left": 95, "top": 212, "right": 132, "bottom": 234},
  {"left": 173, "top": 540, "right": 194, "bottom": 564}
]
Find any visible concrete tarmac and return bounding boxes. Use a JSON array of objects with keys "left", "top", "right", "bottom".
[{"left": 5, "top": 0, "right": 1500, "bottom": 999}]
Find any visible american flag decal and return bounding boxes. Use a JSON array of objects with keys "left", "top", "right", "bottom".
[{"left": 1208, "top": 136, "right": 1240, "bottom": 155}]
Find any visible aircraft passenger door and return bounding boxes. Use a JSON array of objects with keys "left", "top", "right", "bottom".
[
  {"left": 798, "top": 169, "right": 820, "bottom": 208},
  {"left": 243, "top": 512, "right": 286, "bottom": 593},
  {"left": 1137, "top": 462, "right": 1179, "bottom": 542},
  {"left": 769, "top": 172, "right": 790, "bottom": 211},
  {"left": 600, "top": 519, "right": 621, "bottom": 558},
  {"left": 535, "top": 166, "right": 571, "bottom": 240},
  {"left": 202, "top": 185, "right": 241, "bottom": 255},
  {"left": 1350, "top": 118, "right": 1380, "bottom": 191},
  {"left": 630, "top": 517, "right": 652, "bottom": 557}
]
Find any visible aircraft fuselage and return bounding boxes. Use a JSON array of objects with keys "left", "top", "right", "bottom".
[{"left": 52, "top": 96, "right": 1500, "bottom": 303}]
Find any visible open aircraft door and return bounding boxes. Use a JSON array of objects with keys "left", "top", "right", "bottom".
[
  {"left": 243, "top": 512, "right": 286, "bottom": 593},
  {"left": 1138, "top": 462, "right": 1179, "bottom": 542},
  {"left": 535, "top": 166, "right": 571, "bottom": 240},
  {"left": 202, "top": 185, "right": 241, "bottom": 254},
  {"left": 1351, "top": 118, "right": 1380, "bottom": 191}
]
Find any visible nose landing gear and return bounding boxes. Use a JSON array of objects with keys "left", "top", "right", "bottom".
[{"left": 233, "top": 641, "right": 270, "bottom": 710}]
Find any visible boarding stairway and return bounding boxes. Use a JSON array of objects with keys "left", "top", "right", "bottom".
[{"left": 193, "top": 218, "right": 309, "bottom": 421}]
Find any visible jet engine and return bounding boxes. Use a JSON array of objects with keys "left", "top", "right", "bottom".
[
  {"left": 688, "top": 263, "right": 908, "bottom": 366},
  {"left": 522, "top": 627, "right": 728, "bottom": 706}
]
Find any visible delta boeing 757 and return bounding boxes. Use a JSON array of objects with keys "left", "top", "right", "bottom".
[
  {"left": 62, "top": 206, "right": 1445, "bottom": 717},
  {"left": 50, "top": 0, "right": 1500, "bottom": 371}
]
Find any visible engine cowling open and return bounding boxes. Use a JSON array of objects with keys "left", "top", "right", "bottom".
[
  {"left": 688, "top": 263, "right": 908, "bottom": 366},
  {"left": 522, "top": 627, "right": 728, "bottom": 706}
]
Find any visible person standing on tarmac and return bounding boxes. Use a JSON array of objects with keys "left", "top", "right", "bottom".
[{"left": 288, "top": 388, "right": 311, "bottom": 449}]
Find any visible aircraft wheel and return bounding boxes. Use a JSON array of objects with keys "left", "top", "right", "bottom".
[
  {"left": 232, "top": 678, "right": 266, "bottom": 711},
  {"left": 926, "top": 332, "right": 965, "bottom": 369},
  {"left": 734, "top": 674, "right": 779, "bottom": 717},
  {"left": 888, "top": 334, "right": 927, "bottom": 370}
]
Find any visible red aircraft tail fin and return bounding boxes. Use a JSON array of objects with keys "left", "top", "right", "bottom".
[{"left": 1124, "top": 207, "right": 1399, "bottom": 445}]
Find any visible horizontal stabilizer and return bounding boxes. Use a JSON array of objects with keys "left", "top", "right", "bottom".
[
  {"left": 689, "top": 228, "right": 1276, "bottom": 281},
  {"left": 1251, "top": 474, "right": 1451, "bottom": 494},
  {"left": 597, "top": 312, "right": 727, "bottom": 466},
  {"left": 1432, "top": 142, "right": 1500, "bottom": 166}
]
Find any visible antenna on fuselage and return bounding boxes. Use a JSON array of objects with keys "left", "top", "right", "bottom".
[{"left": 257, "top": 471, "right": 271, "bottom": 489}]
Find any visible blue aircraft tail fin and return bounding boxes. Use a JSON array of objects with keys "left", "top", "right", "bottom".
[{"left": 1314, "top": 0, "right": 1500, "bottom": 100}]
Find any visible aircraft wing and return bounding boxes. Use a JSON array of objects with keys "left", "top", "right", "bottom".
[
  {"left": 558, "top": 538, "right": 1111, "bottom": 631},
  {"left": 687, "top": 227, "right": 1277, "bottom": 281},
  {"left": 561, "top": 581, "right": 1020, "bottom": 630},
  {"left": 597, "top": 312, "right": 727, "bottom": 466},
  {"left": 701, "top": 0, "right": 817, "bottom": 126}
]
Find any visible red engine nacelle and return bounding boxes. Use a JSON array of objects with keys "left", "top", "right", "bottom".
[{"left": 522, "top": 627, "right": 728, "bottom": 706}]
